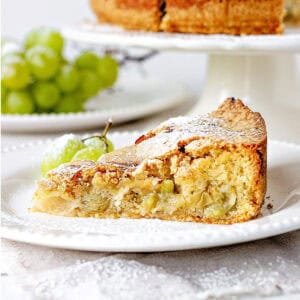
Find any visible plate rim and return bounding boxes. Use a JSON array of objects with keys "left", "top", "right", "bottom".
[
  {"left": 2, "top": 137, "right": 300, "bottom": 252},
  {"left": 62, "top": 21, "right": 300, "bottom": 54},
  {"left": 1, "top": 80, "right": 192, "bottom": 133}
]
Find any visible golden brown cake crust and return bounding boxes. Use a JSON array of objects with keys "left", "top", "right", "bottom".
[
  {"left": 90, "top": 0, "right": 162, "bottom": 31},
  {"left": 90, "top": 0, "right": 284, "bottom": 34},
  {"left": 161, "top": 0, "right": 284, "bottom": 34},
  {"left": 32, "top": 99, "right": 267, "bottom": 224},
  {"left": 99, "top": 98, "right": 266, "bottom": 169}
]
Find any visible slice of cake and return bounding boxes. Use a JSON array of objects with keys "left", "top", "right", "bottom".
[
  {"left": 32, "top": 99, "right": 267, "bottom": 224},
  {"left": 89, "top": 0, "right": 163, "bottom": 31},
  {"left": 161, "top": 0, "right": 284, "bottom": 34}
]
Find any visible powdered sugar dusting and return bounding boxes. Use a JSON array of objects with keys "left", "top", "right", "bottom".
[
  {"left": 158, "top": 113, "right": 264, "bottom": 144},
  {"left": 101, "top": 110, "right": 265, "bottom": 168},
  {"left": 44, "top": 134, "right": 80, "bottom": 157}
]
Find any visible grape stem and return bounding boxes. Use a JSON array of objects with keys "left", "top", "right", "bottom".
[
  {"left": 81, "top": 119, "right": 112, "bottom": 152},
  {"left": 101, "top": 118, "right": 112, "bottom": 137},
  {"left": 118, "top": 50, "right": 158, "bottom": 66},
  {"left": 70, "top": 43, "right": 158, "bottom": 67}
]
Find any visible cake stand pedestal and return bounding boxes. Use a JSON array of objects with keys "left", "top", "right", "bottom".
[
  {"left": 63, "top": 23, "right": 300, "bottom": 142},
  {"left": 196, "top": 54, "right": 300, "bottom": 141}
]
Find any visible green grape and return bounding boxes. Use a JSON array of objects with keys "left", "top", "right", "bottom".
[
  {"left": 25, "top": 45, "right": 59, "bottom": 80},
  {"left": 54, "top": 94, "right": 83, "bottom": 113},
  {"left": 78, "top": 69, "right": 102, "bottom": 99},
  {"left": 72, "top": 147, "right": 101, "bottom": 162},
  {"left": 85, "top": 134, "right": 113, "bottom": 157},
  {"left": 97, "top": 55, "right": 119, "bottom": 88},
  {"left": 25, "top": 28, "right": 64, "bottom": 55},
  {"left": 1, "top": 82, "right": 8, "bottom": 113},
  {"left": 38, "top": 29, "right": 64, "bottom": 55},
  {"left": 84, "top": 137, "right": 106, "bottom": 157},
  {"left": 204, "top": 204, "right": 226, "bottom": 219},
  {"left": 160, "top": 179, "right": 174, "bottom": 193},
  {"left": 41, "top": 134, "right": 84, "bottom": 176},
  {"left": 97, "top": 136, "right": 114, "bottom": 154},
  {"left": 24, "top": 28, "right": 41, "bottom": 50},
  {"left": 75, "top": 51, "right": 99, "bottom": 70},
  {"left": 78, "top": 136, "right": 114, "bottom": 162},
  {"left": 83, "top": 137, "right": 103, "bottom": 148},
  {"left": 32, "top": 81, "right": 60, "bottom": 109},
  {"left": 6, "top": 90, "right": 34, "bottom": 114},
  {"left": 1, "top": 82, "right": 7, "bottom": 99},
  {"left": 71, "top": 122, "right": 115, "bottom": 162},
  {"left": 75, "top": 91, "right": 90, "bottom": 104},
  {"left": 85, "top": 136, "right": 114, "bottom": 157},
  {"left": 1, "top": 97, "right": 8, "bottom": 113},
  {"left": 56, "top": 65, "right": 80, "bottom": 92},
  {"left": 2, "top": 56, "right": 31, "bottom": 89},
  {"left": 103, "top": 137, "right": 114, "bottom": 153}
]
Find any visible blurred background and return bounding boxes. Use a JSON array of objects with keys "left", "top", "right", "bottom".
[
  {"left": 2, "top": 0, "right": 300, "bottom": 142},
  {"left": 2, "top": 0, "right": 207, "bottom": 95}
]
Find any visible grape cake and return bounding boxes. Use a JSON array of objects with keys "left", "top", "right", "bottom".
[{"left": 32, "top": 99, "right": 267, "bottom": 224}]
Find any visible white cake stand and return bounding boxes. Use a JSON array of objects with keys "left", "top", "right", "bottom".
[{"left": 63, "top": 22, "right": 300, "bottom": 142}]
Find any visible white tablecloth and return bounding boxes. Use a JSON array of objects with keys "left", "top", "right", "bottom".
[
  {"left": 2, "top": 102, "right": 300, "bottom": 300},
  {"left": 2, "top": 230, "right": 300, "bottom": 300}
]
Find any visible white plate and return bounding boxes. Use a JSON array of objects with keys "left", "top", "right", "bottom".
[
  {"left": 2, "top": 133, "right": 300, "bottom": 252},
  {"left": 1, "top": 77, "right": 191, "bottom": 133},
  {"left": 63, "top": 22, "right": 300, "bottom": 54}
]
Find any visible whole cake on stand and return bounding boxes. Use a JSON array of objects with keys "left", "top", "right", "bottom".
[{"left": 90, "top": 0, "right": 284, "bottom": 34}]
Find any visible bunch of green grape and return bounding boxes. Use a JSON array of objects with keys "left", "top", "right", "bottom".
[
  {"left": 1, "top": 28, "right": 119, "bottom": 114},
  {"left": 41, "top": 121, "right": 114, "bottom": 176}
]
